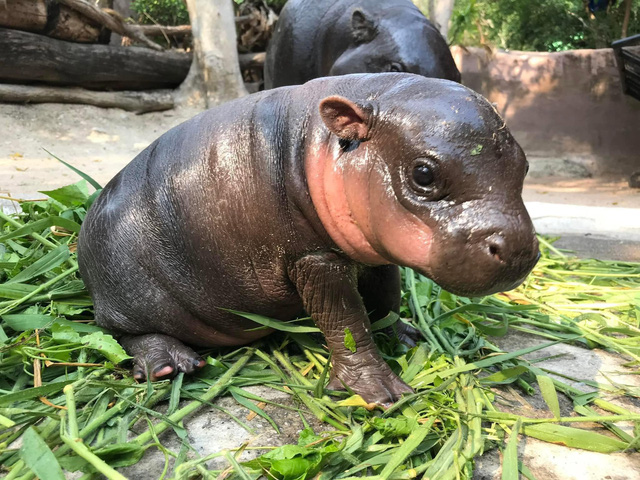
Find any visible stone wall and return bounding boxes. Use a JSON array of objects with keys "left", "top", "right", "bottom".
[{"left": 451, "top": 46, "right": 640, "bottom": 176}]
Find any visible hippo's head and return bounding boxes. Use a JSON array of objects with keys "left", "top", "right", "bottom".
[
  {"left": 329, "top": 7, "right": 461, "bottom": 83},
  {"left": 306, "top": 75, "right": 539, "bottom": 296}
]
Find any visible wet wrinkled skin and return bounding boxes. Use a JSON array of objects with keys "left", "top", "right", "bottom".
[
  {"left": 264, "top": 0, "right": 460, "bottom": 89},
  {"left": 78, "top": 74, "right": 539, "bottom": 405}
]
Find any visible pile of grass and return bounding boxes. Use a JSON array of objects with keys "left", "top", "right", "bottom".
[{"left": 0, "top": 167, "right": 639, "bottom": 480}]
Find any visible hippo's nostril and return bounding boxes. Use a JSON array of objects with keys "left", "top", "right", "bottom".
[{"left": 485, "top": 234, "right": 506, "bottom": 263}]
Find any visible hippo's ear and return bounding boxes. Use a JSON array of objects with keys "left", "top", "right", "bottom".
[
  {"left": 319, "top": 96, "right": 371, "bottom": 141},
  {"left": 351, "top": 9, "right": 377, "bottom": 43}
]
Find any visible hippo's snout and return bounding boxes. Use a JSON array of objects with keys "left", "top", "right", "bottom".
[
  {"left": 477, "top": 230, "right": 541, "bottom": 294},
  {"left": 421, "top": 216, "right": 540, "bottom": 297}
]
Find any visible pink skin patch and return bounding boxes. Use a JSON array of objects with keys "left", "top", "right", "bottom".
[
  {"left": 152, "top": 365, "right": 174, "bottom": 380},
  {"left": 306, "top": 144, "right": 433, "bottom": 269}
]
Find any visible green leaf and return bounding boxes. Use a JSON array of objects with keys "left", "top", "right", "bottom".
[
  {"left": 378, "top": 418, "right": 436, "bottom": 479},
  {"left": 370, "top": 416, "right": 420, "bottom": 438},
  {"left": 0, "top": 282, "right": 37, "bottom": 300},
  {"left": 0, "top": 216, "right": 81, "bottom": 242},
  {"left": 43, "top": 148, "right": 103, "bottom": 190},
  {"left": 82, "top": 331, "right": 131, "bottom": 364},
  {"left": 6, "top": 245, "right": 70, "bottom": 284},
  {"left": 522, "top": 423, "right": 628, "bottom": 453},
  {"left": 314, "top": 352, "right": 331, "bottom": 398},
  {"left": 230, "top": 388, "right": 280, "bottom": 433},
  {"left": 502, "top": 418, "right": 522, "bottom": 480},
  {"left": 51, "top": 324, "right": 130, "bottom": 363},
  {"left": 480, "top": 366, "right": 528, "bottom": 385},
  {"left": 471, "top": 144, "right": 483, "bottom": 155},
  {"left": 93, "top": 443, "right": 145, "bottom": 468},
  {"left": 40, "top": 180, "right": 89, "bottom": 207},
  {"left": 19, "top": 427, "right": 66, "bottom": 480},
  {"left": 2, "top": 314, "right": 55, "bottom": 331},
  {"left": 536, "top": 375, "right": 561, "bottom": 419},
  {"left": 168, "top": 372, "right": 184, "bottom": 416},
  {"left": 371, "top": 312, "right": 400, "bottom": 331},
  {"left": 0, "top": 381, "right": 73, "bottom": 406},
  {"left": 474, "top": 314, "right": 510, "bottom": 337},
  {"left": 344, "top": 328, "right": 356, "bottom": 353},
  {"left": 260, "top": 445, "right": 324, "bottom": 480},
  {"left": 224, "top": 309, "right": 320, "bottom": 333}
]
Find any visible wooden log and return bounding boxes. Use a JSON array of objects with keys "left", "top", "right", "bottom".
[
  {"left": 0, "top": 28, "right": 191, "bottom": 90},
  {"left": 0, "top": 84, "right": 174, "bottom": 113},
  {"left": 238, "top": 52, "right": 265, "bottom": 70},
  {"left": 58, "top": 0, "right": 162, "bottom": 50},
  {"left": 46, "top": 5, "right": 102, "bottom": 43},
  {"left": 0, "top": 0, "right": 47, "bottom": 32},
  {"left": 138, "top": 25, "right": 192, "bottom": 38}
]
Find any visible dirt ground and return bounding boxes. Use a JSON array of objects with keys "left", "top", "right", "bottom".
[
  {"left": 0, "top": 103, "right": 198, "bottom": 199},
  {"left": 1, "top": 102, "right": 639, "bottom": 209}
]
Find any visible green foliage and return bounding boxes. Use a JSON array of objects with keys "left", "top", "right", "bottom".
[
  {"left": 1, "top": 166, "right": 640, "bottom": 479},
  {"left": 131, "top": 0, "right": 189, "bottom": 26},
  {"left": 450, "top": 0, "right": 640, "bottom": 52}
]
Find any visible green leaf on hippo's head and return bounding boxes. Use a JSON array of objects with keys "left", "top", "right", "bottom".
[
  {"left": 471, "top": 144, "right": 483, "bottom": 155},
  {"left": 344, "top": 328, "right": 356, "bottom": 353}
]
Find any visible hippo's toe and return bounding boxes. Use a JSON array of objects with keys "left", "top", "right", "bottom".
[
  {"left": 327, "top": 357, "right": 413, "bottom": 406},
  {"left": 384, "top": 320, "right": 422, "bottom": 348},
  {"left": 120, "top": 333, "right": 206, "bottom": 382}
]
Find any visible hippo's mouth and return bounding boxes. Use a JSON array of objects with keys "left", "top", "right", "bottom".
[{"left": 416, "top": 243, "right": 541, "bottom": 298}]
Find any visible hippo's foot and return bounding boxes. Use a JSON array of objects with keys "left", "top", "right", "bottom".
[
  {"left": 327, "top": 356, "right": 413, "bottom": 406},
  {"left": 120, "top": 333, "right": 206, "bottom": 381},
  {"left": 386, "top": 320, "right": 422, "bottom": 347}
]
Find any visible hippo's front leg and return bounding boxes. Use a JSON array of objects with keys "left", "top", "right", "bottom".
[
  {"left": 290, "top": 253, "right": 413, "bottom": 405},
  {"left": 358, "top": 265, "right": 422, "bottom": 346}
]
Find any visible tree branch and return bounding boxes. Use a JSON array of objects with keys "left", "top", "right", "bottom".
[{"left": 57, "top": 0, "right": 163, "bottom": 50}]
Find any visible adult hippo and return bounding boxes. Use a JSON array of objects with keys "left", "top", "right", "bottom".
[
  {"left": 78, "top": 74, "right": 538, "bottom": 405},
  {"left": 264, "top": 0, "right": 461, "bottom": 88}
]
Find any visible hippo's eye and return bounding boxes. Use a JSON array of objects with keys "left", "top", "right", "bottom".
[
  {"left": 389, "top": 62, "right": 403, "bottom": 72},
  {"left": 412, "top": 164, "right": 435, "bottom": 187}
]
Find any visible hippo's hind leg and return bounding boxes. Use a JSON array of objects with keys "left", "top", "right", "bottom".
[
  {"left": 120, "top": 334, "right": 207, "bottom": 381},
  {"left": 90, "top": 295, "right": 208, "bottom": 382},
  {"left": 358, "top": 265, "right": 422, "bottom": 347}
]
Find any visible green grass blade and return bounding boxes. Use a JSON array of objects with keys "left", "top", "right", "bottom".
[
  {"left": 0, "top": 381, "right": 74, "bottom": 406},
  {"left": 0, "top": 216, "right": 80, "bottom": 242},
  {"left": 522, "top": 423, "right": 628, "bottom": 453},
  {"left": 378, "top": 417, "right": 436, "bottom": 479},
  {"left": 224, "top": 308, "right": 320, "bottom": 333},
  {"left": 502, "top": 418, "right": 522, "bottom": 480},
  {"left": 536, "top": 375, "right": 561, "bottom": 419},
  {"left": 43, "top": 148, "right": 103, "bottom": 190},
  {"left": 230, "top": 388, "right": 280, "bottom": 434},
  {"left": 6, "top": 245, "right": 70, "bottom": 284}
]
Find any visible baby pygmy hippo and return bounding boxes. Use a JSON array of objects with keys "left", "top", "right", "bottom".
[{"left": 78, "top": 73, "right": 539, "bottom": 405}]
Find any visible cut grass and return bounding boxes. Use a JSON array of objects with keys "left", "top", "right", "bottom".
[{"left": 0, "top": 173, "right": 639, "bottom": 479}]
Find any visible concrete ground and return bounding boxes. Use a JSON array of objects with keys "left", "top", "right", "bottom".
[{"left": 1, "top": 103, "right": 639, "bottom": 479}]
